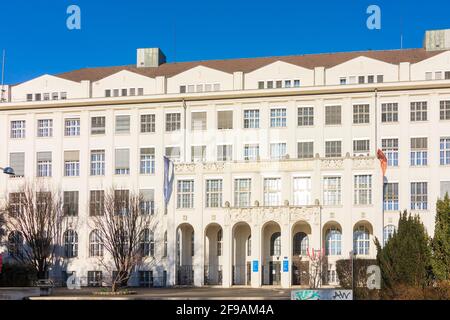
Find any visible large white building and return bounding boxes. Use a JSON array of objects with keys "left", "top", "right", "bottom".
[{"left": 1, "top": 30, "right": 450, "bottom": 289}]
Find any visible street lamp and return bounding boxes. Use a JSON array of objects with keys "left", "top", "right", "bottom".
[{"left": 0, "top": 167, "right": 14, "bottom": 175}]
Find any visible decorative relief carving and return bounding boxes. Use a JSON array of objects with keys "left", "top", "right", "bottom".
[
  {"left": 202, "top": 162, "right": 225, "bottom": 172},
  {"left": 352, "top": 157, "right": 375, "bottom": 169},
  {"left": 320, "top": 159, "right": 344, "bottom": 170},
  {"left": 175, "top": 163, "right": 196, "bottom": 173},
  {"left": 227, "top": 206, "right": 319, "bottom": 225}
]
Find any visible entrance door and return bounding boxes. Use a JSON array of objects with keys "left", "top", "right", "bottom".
[{"left": 269, "top": 261, "right": 281, "bottom": 285}]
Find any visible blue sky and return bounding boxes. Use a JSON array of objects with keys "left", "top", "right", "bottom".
[{"left": 1, "top": 0, "right": 449, "bottom": 84}]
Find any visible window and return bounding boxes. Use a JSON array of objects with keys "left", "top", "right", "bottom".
[
  {"left": 234, "top": 178, "right": 251, "bottom": 207},
  {"left": 37, "top": 119, "right": 53, "bottom": 137},
  {"left": 410, "top": 101, "right": 427, "bottom": 121},
  {"left": 263, "top": 178, "right": 281, "bottom": 206},
  {"left": 9, "top": 152, "right": 25, "bottom": 177},
  {"left": 37, "top": 152, "right": 52, "bottom": 177},
  {"left": 436, "top": 72, "right": 443, "bottom": 80},
  {"left": 270, "top": 143, "right": 287, "bottom": 159},
  {"left": 114, "top": 190, "right": 130, "bottom": 215},
  {"left": 191, "top": 112, "right": 207, "bottom": 130},
  {"left": 121, "top": 88, "right": 127, "bottom": 96},
  {"left": 43, "top": 93, "right": 49, "bottom": 101},
  {"left": 410, "top": 138, "right": 428, "bottom": 166},
  {"left": 115, "top": 115, "right": 130, "bottom": 133},
  {"left": 270, "top": 108, "right": 287, "bottom": 127},
  {"left": 60, "top": 92, "right": 67, "bottom": 100},
  {"left": 177, "top": 180, "right": 194, "bottom": 209},
  {"left": 297, "top": 142, "right": 314, "bottom": 159},
  {"left": 139, "top": 271, "right": 153, "bottom": 287},
  {"left": 52, "top": 92, "right": 58, "bottom": 100},
  {"left": 191, "top": 146, "right": 206, "bottom": 162},
  {"left": 325, "top": 105, "right": 341, "bottom": 125},
  {"left": 440, "top": 100, "right": 450, "bottom": 120},
  {"left": 140, "top": 148, "right": 155, "bottom": 174},
  {"left": 285, "top": 80, "right": 291, "bottom": 88},
  {"left": 64, "top": 230, "right": 78, "bottom": 258},
  {"left": 425, "top": 72, "right": 433, "bottom": 80},
  {"left": 10, "top": 120, "right": 26, "bottom": 138},
  {"left": 293, "top": 79, "right": 300, "bottom": 87},
  {"left": 140, "top": 229, "right": 154, "bottom": 257},
  {"left": 244, "top": 144, "right": 259, "bottom": 161},
  {"left": 163, "top": 231, "right": 168, "bottom": 257},
  {"left": 179, "top": 85, "right": 186, "bottom": 93},
  {"left": 293, "top": 232, "right": 309, "bottom": 256},
  {"left": 353, "top": 226, "right": 370, "bottom": 255},
  {"left": 377, "top": 75, "right": 384, "bottom": 83},
  {"left": 354, "top": 175, "right": 372, "bottom": 205},
  {"left": 353, "top": 104, "right": 370, "bottom": 124},
  {"left": 206, "top": 179, "right": 223, "bottom": 208},
  {"left": 89, "top": 190, "right": 104, "bottom": 216},
  {"left": 383, "top": 225, "right": 396, "bottom": 246},
  {"left": 115, "top": 149, "right": 130, "bottom": 175},
  {"left": 217, "top": 145, "right": 232, "bottom": 162},
  {"left": 87, "top": 271, "right": 102, "bottom": 287},
  {"left": 113, "top": 89, "right": 119, "bottom": 97},
  {"left": 340, "top": 77, "right": 347, "bottom": 85},
  {"left": 141, "top": 114, "right": 155, "bottom": 133},
  {"left": 64, "top": 151, "right": 80, "bottom": 176},
  {"left": 165, "top": 146, "right": 181, "bottom": 162},
  {"left": 440, "top": 137, "right": 450, "bottom": 165},
  {"left": 293, "top": 177, "right": 311, "bottom": 206},
  {"left": 440, "top": 181, "right": 450, "bottom": 199},
  {"left": 411, "top": 182, "right": 428, "bottom": 210},
  {"left": 258, "top": 81, "right": 264, "bottom": 89},
  {"left": 140, "top": 189, "right": 155, "bottom": 215},
  {"left": 89, "top": 230, "right": 103, "bottom": 257},
  {"left": 368, "top": 75, "right": 374, "bottom": 84},
  {"left": 35, "top": 93, "right": 41, "bottom": 101},
  {"left": 446, "top": 71, "right": 450, "bottom": 80},
  {"left": 129, "top": 88, "right": 136, "bottom": 96},
  {"left": 270, "top": 232, "right": 281, "bottom": 256},
  {"left": 64, "top": 118, "right": 80, "bottom": 136},
  {"left": 381, "top": 103, "right": 398, "bottom": 123},
  {"left": 7, "top": 231, "right": 23, "bottom": 258},
  {"left": 353, "top": 139, "right": 370, "bottom": 156},
  {"left": 276, "top": 80, "right": 282, "bottom": 88},
  {"left": 217, "top": 110, "right": 233, "bottom": 129},
  {"left": 217, "top": 230, "right": 223, "bottom": 256},
  {"left": 166, "top": 113, "right": 181, "bottom": 132},
  {"left": 325, "top": 141, "right": 342, "bottom": 158},
  {"left": 243, "top": 109, "right": 259, "bottom": 129},
  {"left": 105, "top": 89, "right": 111, "bottom": 97},
  {"left": 267, "top": 81, "right": 273, "bottom": 89},
  {"left": 90, "top": 150, "right": 105, "bottom": 176},
  {"left": 26, "top": 94, "right": 33, "bottom": 101},
  {"left": 8, "top": 192, "right": 25, "bottom": 217},
  {"left": 382, "top": 138, "right": 399, "bottom": 167},
  {"left": 325, "top": 227, "right": 341, "bottom": 255},
  {"left": 247, "top": 236, "right": 252, "bottom": 256},
  {"left": 323, "top": 176, "right": 341, "bottom": 205},
  {"left": 358, "top": 76, "right": 365, "bottom": 84},
  {"left": 384, "top": 183, "right": 399, "bottom": 211},
  {"left": 63, "top": 191, "right": 79, "bottom": 216},
  {"left": 298, "top": 107, "right": 314, "bottom": 126},
  {"left": 91, "top": 116, "right": 106, "bottom": 135}
]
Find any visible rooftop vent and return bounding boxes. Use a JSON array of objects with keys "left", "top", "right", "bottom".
[
  {"left": 424, "top": 29, "right": 450, "bottom": 51},
  {"left": 136, "top": 48, "right": 166, "bottom": 68}
]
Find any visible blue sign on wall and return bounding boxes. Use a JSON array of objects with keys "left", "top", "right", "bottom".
[
  {"left": 252, "top": 260, "right": 259, "bottom": 272},
  {"left": 283, "top": 260, "right": 289, "bottom": 272}
]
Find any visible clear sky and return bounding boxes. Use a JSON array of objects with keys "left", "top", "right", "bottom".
[{"left": 1, "top": 0, "right": 449, "bottom": 84}]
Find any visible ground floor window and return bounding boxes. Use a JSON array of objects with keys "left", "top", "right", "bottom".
[
  {"left": 139, "top": 271, "right": 154, "bottom": 287},
  {"left": 87, "top": 271, "right": 102, "bottom": 287}
]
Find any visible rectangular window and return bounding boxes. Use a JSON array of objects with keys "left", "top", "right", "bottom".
[
  {"left": 244, "top": 144, "right": 259, "bottom": 161},
  {"left": 411, "top": 182, "right": 428, "bottom": 210},
  {"left": 191, "top": 112, "right": 207, "bottom": 131},
  {"left": 440, "top": 137, "right": 450, "bottom": 165},
  {"left": 90, "top": 150, "right": 105, "bottom": 176},
  {"left": 137, "top": 88, "right": 144, "bottom": 96},
  {"left": 382, "top": 138, "right": 399, "bottom": 167},
  {"left": 258, "top": 81, "right": 264, "bottom": 89},
  {"left": 276, "top": 80, "right": 282, "bottom": 88},
  {"left": 115, "top": 115, "right": 130, "bottom": 133},
  {"left": 381, "top": 103, "right": 398, "bottom": 123},
  {"left": 270, "top": 108, "right": 287, "bottom": 128},
  {"left": 384, "top": 183, "right": 399, "bottom": 211},
  {"left": 267, "top": 81, "right": 273, "bottom": 89},
  {"left": 165, "top": 113, "right": 181, "bottom": 132},
  {"left": 354, "top": 175, "right": 372, "bottom": 205},
  {"left": 37, "top": 152, "right": 52, "bottom": 177},
  {"left": 140, "top": 148, "right": 155, "bottom": 174},
  {"left": 358, "top": 76, "right": 365, "bottom": 84},
  {"left": 140, "top": 189, "right": 155, "bottom": 215},
  {"left": 206, "top": 179, "right": 223, "bottom": 208},
  {"left": 140, "top": 114, "right": 155, "bottom": 133},
  {"left": 243, "top": 109, "right": 260, "bottom": 129},
  {"left": 179, "top": 86, "right": 186, "bottom": 93},
  {"left": 234, "top": 178, "right": 251, "bottom": 207},
  {"left": 8, "top": 192, "right": 25, "bottom": 217},
  {"left": 91, "top": 116, "right": 106, "bottom": 135},
  {"left": 129, "top": 88, "right": 136, "bottom": 96},
  {"left": 440, "top": 181, "right": 450, "bottom": 199},
  {"left": 298, "top": 107, "right": 314, "bottom": 126},
  {"left": 114, "top": 190, "right": 130, "bottom": 215},
  {"left": 177, "top": 180, "right": 194, "bottom": 209},
  {"left": 270, "top": 143, "right": 287, "bottom": 159},
  {"left": 115, "top": 149, "right": 130, "bottom": 175},
  {"left": 217, "top": 145, "right": 232, "bottom": 162},
  {"left": 340, "top": 77, "right": 347, "bottom": 85},
  {"left": 9, "top": 152, "right": 25, "bottom": 177},
  {"left": 353, "top": 139, "right": 370, "bottom": 156},
  {"left": 10, "top": 120, "right": 26, "bottom": 139},
  {"left": 191, "top": 146, "right": 206, "bottom": 162},
  {"left": 139, "top": 271, "right": 153, "bottom": 288},
  {"left": 121, "top": 88, "right": 127, "bottom": 97},
  {"left": 35, "top": 93, "right": 41, "bottom": 101},
  {"left": 37, "top": 119, "right": 53, "bottom": 137},
  {"left": 367, "top": 75, "right": 374, "bottom": 84},
  {"left": 293, "top": 79, "right": 300, "bottom": 87},
  {"left": 323, "top": 176, "right": 342, "bottom": 206},
  {"left": 63, "top": 191, "right": 79, "bottom": 216},
  {"left": 87, "top": 271, "right": 102, "bottom": 287},
  {"left": 410, "top": 101, "right": 427, "bottom": 121},
  {"left": 64, "top": 118, "right": 80, "bottom": 136},
  {"left": 52, "top": 92, "right": 58, "bottom": 100},
  {"left": 377, "top": 75, "right": 384, "bottom": 83},
  {"left": 297, "top": 141, "right": 314, "bottom": 159},
  {"left": 410, "top": 137, "right": 428, "bottom": 166},
  {"left": 446, "top": 71, "right": 450, "bottom": 80},
  {"left": 353, "top": 104, "right": 370, "bottom": 124},
  {"left": 217, "top": 110, "right": 233, "bottom": 129},
  {"left": 325, "top": 105, "right": 341, "bottom": 125},
  {"left": 440, "top": 100, "right": 450, "bottom": 120},
  {"left": 64, "top": 151, "right": 80, "bottom": 177},
  {"left": 325, "top": 141, "right": 342, "bottom": 158},
  {"left": 26, "top": 94, "right": 33, "bottom": 101},
  {"left": 89, "top": 190, "right": 104, "bottom": 216},
  {"left": 165, "top": 147, "right": 181, "bottom": 162},
  {"left": 263, "top": 178, "right": 281, "bottom": 206},
  {"left": 105, "top": 89, "right": 111, "bottom": 97},
  {"left": 60, "top": 92, "right": 67, "bottom": 100},
  {"left": 293, "top": 177, "right": 311, "bottom": 206}
]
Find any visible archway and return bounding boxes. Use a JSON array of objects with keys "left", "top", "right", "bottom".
[
  {"left": 261, "top": 221, "right": 282, "bottom": 286},
  {"left": 231, "top": 222, "right": 251, "bottom": 285},
  {"left": 291, "top": 221, "right": 312, "bottom": 286},
  {"left": 176, "top": 223, "right": 195, "bottom": 285},
  {"left": 204, "top": 223, "right": 223, "bottom": 285}
]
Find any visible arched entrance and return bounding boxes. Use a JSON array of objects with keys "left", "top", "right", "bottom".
[
  {"left": 176, "top": 223, "right": 195, "bottom": 285},
  {"left": 261, "top": 221, "right": 282, "bottom": 286},
  {"left": 232, "top": 222, "right": 251, "bottom": 285},
  {"left": 204, "top": 223, "right": 223, "bottom": 285},
  {"left": 291, "top": 221, "right": 312, "bottom": 286}
]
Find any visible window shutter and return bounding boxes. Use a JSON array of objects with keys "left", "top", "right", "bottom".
[
  {"left": 140, "top": 189, "right": 155, "bottom": 201},
  {"left": 166, "top": 147, "right": 180, "bottom": 158},
  {"left": 217, "top": 111, "right": 233, "bottom": 129},
  {"left": 191, "top": 112, "right": 207, "bottom": 130},
  {"left": 115, "top": 115, "right": 130, "bottom": 133},
  {"left": 115, "top": 149, "right": 130, "bottom": 169},
  {"left": 64, "top": 150, "right": 80, "bottom": 161},
  {"left": 141, "top": 148, "right": 155, "bottom": 156},
  {"left": 37, "top": 152, "right": 52, "bottom": 162},
  {"left": 10, "top": 152, "right": 25, "bottom": 176}
]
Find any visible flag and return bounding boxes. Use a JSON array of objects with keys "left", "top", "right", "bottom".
[
  {"left": 377, "top": 149, "right": 387, "bottom": 177},
  {"left": 163, "top": 156, "right": 175, "bottom": 207}
]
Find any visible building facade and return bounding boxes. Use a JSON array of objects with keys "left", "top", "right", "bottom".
[{"left": 1, "top": 30, "right": 450, "bottom": 288}]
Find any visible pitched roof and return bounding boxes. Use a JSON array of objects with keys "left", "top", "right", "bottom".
[{"left": 55, "top": 48, "right": 446, "bottom": 83}]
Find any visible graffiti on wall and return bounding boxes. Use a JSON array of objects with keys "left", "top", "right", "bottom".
[{"left": 291, "top": 289, "right": 353, "bottom": 301}]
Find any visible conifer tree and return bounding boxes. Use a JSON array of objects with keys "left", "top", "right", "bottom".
[{"left": 431, "top": 194, "right": 450, "bottom": 281}]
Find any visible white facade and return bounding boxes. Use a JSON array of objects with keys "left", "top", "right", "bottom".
[{"left": 2, "top": 31, "right": 450, "bottom": 288}]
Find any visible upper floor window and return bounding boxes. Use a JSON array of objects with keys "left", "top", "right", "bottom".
[
  {"left": 323, "top": 176, "right": 341, "bottom": 206},
  {"left": 263, "top": 178, "right": 282, "bottom": 206},
  {"left": 383, "top": 225, "right": 396, "bottom": 246},
  {"left": 410, "top": 137, "right": 428, "bottom": 166},
  {"left": 140, "top": 189, "right": 155, "bottom": 215},
  {"left": 325, "top": 140, "right": 342, "bottom": 158},
  {"left": 191, "top": 112, "right": 207, "bottom": 131},
  {"left": 293, "top": 177, "right": 311, "bottom": 206},
  {"left": 89, "top": 230, "right": 103, "bottom": 257},
  {"left": 440, "top": 100, "right": 450, "bottom": 120},
  {"left": 141, "top": 114, "right": 155, "bottom": 133},
  {"left": 440, "top": 137, "right": 450, "bottom": 165},
  {"left": 382, "top": 138, "right": 399, "bottom": 167},
  {"left": 206, "top": 179, "right": 223, "bottom": 208},
  {"left": 353, "top": 104, "right": 370, "bottom": 124},
  {"left": 115, "top": 115, "right": 130, "bottom": 133},
  {"left": 36, "top": 152, "right": 52, "bottom": 177},
  {"left": 10, "top": 120, "right": 26, "bottom": 139},
  {"left": 165, "top": 146, "right": 181, "bottom": 162},
  {"left": 354, "top": 175, "right": 372, "bottom": 205},
  {"left": 60, "top": 92, "right": 67, "bottom": 100},
  {"left": 381, "top": 103, "right": 398, "bottom": 123},
  {"left": 243, "top": 109, "right": 260, "bottom": 129},
  {"left": 191, "top": 145, "right": 206, "bottom": 162},
  {"left": 91, "top": 116, "right": 106, "bottom": 135},
  {"left": 244, "top": 144, "right": 259, "bottom": 161},
  {"left": 89, "top": 190, "right": 104, "bottom": 216},
  {"left": 64, "top": 151, "right": 80, "bottom": 177},
  {"left": 270, "top": 143, "right": 287, "bottom": 159},
  {"left": 37, "top": 119, "right": 53, "bottom": 137},
  {"left": 217, "top": 110, "right": 233, "bottom": 129},
  {"left": 140, "top": 148, "right": 155, "bottom": 174},
  {"left": 270, "top": 108, "right": 287, "bottom": 128},
  {"left": 115, "top": 148, "right": 130, "bottom": 175},
  {"left": 64, "top": 230, "right": 78, "bottom": 258},
  {"left": 64, "top": 118, "right": 80, "bottom": 136},
  {"left": 353, "top": 139, "right": 370, "bottom": 156},
  {"left": 165, "top": 113, "right": 181, "bottom": 132},
  {"left": 234, "top": 178, "right": 251, "bottom": 207},
  {"left": 63, "top": 191, "right": 79, "bottom": 216},
  {"left": 177, "top": 180, "right": 194, "bottom": 209},
  {"left": 325, "top": 105, "right": 341, "bottom": 125},
  {"left": 384, "top": 183, "right": 399, "bottom": 211},
  {"left": 9, "top": 153, "right": 25, "bottom": 178},
  {"left": 410, "top": 101, "right": 427, "bottom": 122},
  {"left": 217, "top": 145, "right": 232, "bottom": 162},
  {"left": 298, "top": 107, "right": 314, "bottom": 126},
  {"left": 90, "top": 150, "right": 105, "bottom": 176},
  {"left": 297, "top": 141, "right": 314, "bottom": 159},
  {"left": 411, "top": 182, "right": 428, "bottom": 210}
]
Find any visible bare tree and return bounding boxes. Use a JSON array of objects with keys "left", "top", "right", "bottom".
[
  {"left": 3, "top": 183, "right": 63, "bottom": 279},
  {"left": 90, "top": 189, "right": 157, "bottom": 292},
  {"left": 308, "top": 249, "right": 328, "bottom": 289}
]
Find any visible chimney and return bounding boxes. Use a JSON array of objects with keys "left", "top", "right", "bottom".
[
  {"left": 424, "top": 29, "right": 450, "bottom": 51},
  {"left": 137, "top": 48, "right": 166, "bottom": 68}
]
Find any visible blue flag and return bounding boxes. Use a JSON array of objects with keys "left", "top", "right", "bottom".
[{"left": 163, "top": 156, "right": 175, "bottom": 207}]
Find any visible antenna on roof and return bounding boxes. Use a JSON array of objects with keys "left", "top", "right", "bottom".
[{"left": 1, "top": 49, "right": 5, "bottom": 103}]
